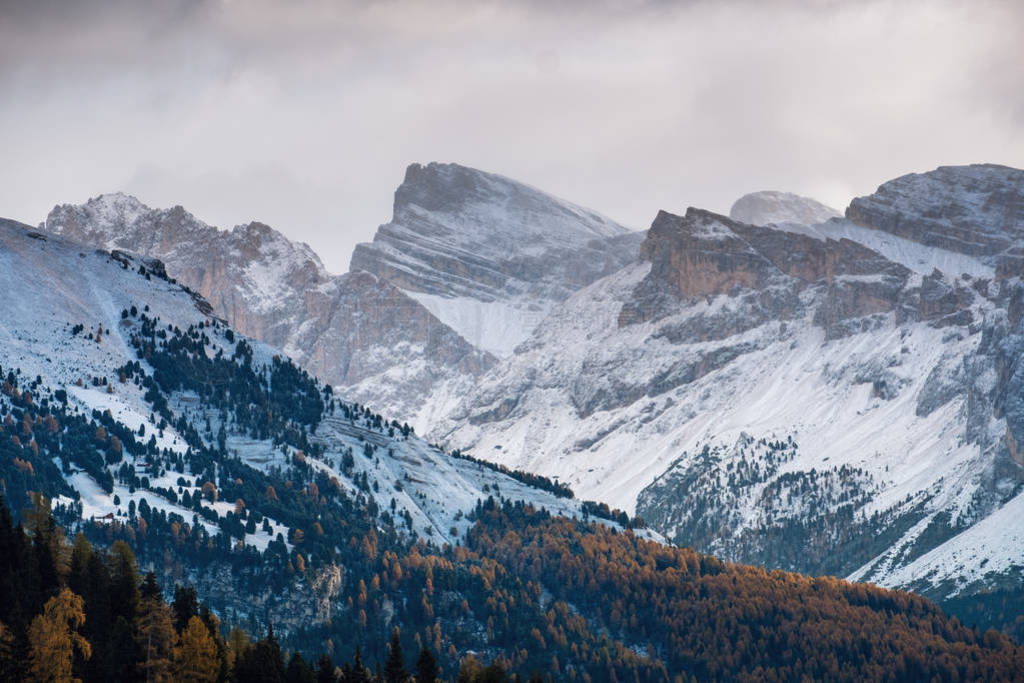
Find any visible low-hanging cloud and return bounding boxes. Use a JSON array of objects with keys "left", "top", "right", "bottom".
[{"left": 1, "top": 0, "right": 1021, "bottom": 272}]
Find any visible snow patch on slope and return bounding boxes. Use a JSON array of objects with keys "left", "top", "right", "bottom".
[
  {"left": 866, "top": 490, "right": 1024, "bottom": 597},
  {"left": 780, "top": 218, "right": 995, "bottom": 278},
  {"left": 405, "top": 291, "right": 551, "bottom": 357}
]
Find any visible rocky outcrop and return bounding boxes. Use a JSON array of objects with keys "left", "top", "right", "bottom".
[
  {"left": 620, "top": 208, "right": 911, "bottom": 339},
  {"left": 45, "top": 194, "right": 330, "bottom": 344},
  {"left": 42, "top": 193, "right": 490, "bottom": 428},
  {"left": 846, "top": 164, "right": 1024, "bottom": 262},
  {"left": 351, "top": 162, "right": 642, "bottom": 355},
  {"left": 730, "top": 190, "right": 840, "bottom": 227}
]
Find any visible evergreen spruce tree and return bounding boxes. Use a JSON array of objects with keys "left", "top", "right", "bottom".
[
  {"left": 415, "top": 645, "right": 440, "bottom": 683},
  {"left": 286, "top": 651, "right": 316, "bottom": 683},
  {"left": 140, "top": 571, "right": 161, "bottom": 600},
  {"left": 171, "top": 585, "right": 199, "bottom": 633},
  {"left": 233, "top": 624, "right": 286, "bottom": 683},
  {"left": 384, "top": 628, "right": 408, "bottom": 683},
  {"left": 346, "top": 645, "right": 370, "bottom": 683},
  {"left": 315, "top": 652, "right": 336, "bottom": 683}
]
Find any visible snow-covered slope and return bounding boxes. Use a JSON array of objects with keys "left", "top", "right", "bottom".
[
  {"left": 18, "top": 163, "right": 1024, "bottom": 633},
  {"left": 850, "top": 487, "right": 1024, "bottom": 597},
  {"left": 430, "top": 165, "right": 1024, "bottom": 622},
  {"left": 729, "top": 190, "right": 840, "bottom": 227},
  {"left": 41, "top": 193, "right": 491, "bottom": 430},
  {"left": 846, "top": 163, "right": 1024, "bottom": 267},
  {"left": 0, "top": 216, "right": 627, "bottom": 551},
  {"left": 351, "top": 162, "right": 643, "bottom": 356}
]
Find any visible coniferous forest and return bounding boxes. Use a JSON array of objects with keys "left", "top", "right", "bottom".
[
  {"left": 1, "top": 308, "right": 1023, "bottom": 680},
  {"left": 3, "top": 491, "right": 1024, "bottom": 682}
]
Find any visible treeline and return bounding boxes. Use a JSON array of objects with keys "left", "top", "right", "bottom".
[
  {"left": 448, "top": 449, "right": 573, "bottom": 499},
  {"left": 122, "top": 310, "right": 327, "bottom": 456},
  {"left": 0, "top": 494, "right": 530, "bottom": 682},
  {"left": 467, "top": 498, "right": 1024, "bottom": 681},
  {"left": 9, "top": 310, "right": 1024, "bottom": 680}
]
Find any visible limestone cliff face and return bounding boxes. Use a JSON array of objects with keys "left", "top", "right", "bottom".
[
  {"left": 350, "top": 162, "right": 643, "bottom": 355},
  {"left": 352, "top": 162, "right": 637, "bottom": 300},
  {"left": 846, "top": 164, "right": 1024, "bottom": 263},
  {"left": 43, "top": 193, "right": 491, "bottom": 428},
  {"left": 621, "top": 208, "right": 912, "bottom": 339}
]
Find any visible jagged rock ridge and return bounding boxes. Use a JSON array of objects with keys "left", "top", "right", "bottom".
[
  {"left": 432, "top": 164, "right": 1024, "bottom": 636},
  {"left": 42, "top": 192, "right": 491, "bottom": 430},
  {"left": 350, "top": 162, "right": 643, "bottom": 356}
]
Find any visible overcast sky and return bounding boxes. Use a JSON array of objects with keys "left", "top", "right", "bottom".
[{"left": 1, "top": 0, "right": 1021, "bottom": 272}]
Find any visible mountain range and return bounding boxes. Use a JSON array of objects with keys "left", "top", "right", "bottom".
[
  {"left": 14, "top": 160, "right": 1024, "bottom": 643},
  {"left": 7, "top": 211, "right": 1021, "bottom": 680}
]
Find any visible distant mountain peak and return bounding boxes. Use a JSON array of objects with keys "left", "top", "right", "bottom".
[
  {"left": 846, "top": 163, "right": 1024, "bottom": 264},
  {"left": 351, "top": 161, "right": 641, "bottom": 356},
  {"left": 391, "top": 161, "right": 629, "bottom": 244},
  {"left": 729, "top": 190, "right": 840, "bottom": 227}
]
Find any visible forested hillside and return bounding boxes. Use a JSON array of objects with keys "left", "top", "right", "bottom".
[
  {"left": 3, "top": 494, "right": 1024, "bottom": 682},
  {"left": 1, "top": 221, "right": 1023, "bottom": 680}
]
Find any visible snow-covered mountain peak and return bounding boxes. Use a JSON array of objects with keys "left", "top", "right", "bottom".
[
  {"left": 46, "top": 192, "right": 164, "bottom": 249},
  {"left": 846, "top": 163, "right": 1024, "bottom": 266},
  {"left": 36, "top": 192, "right": 491, "bottom": 430},
  {"left": 351, "top": 162, "right": 643, "bottom": 357},
  {"left": 394, "top": 162, "right": 628, "bottom": 245},
  {"left": 729, "top": 190, "right": 840, "bottom": 227},
  {"left": 83, "top": 191, "right": 150, "bottom": 222}
]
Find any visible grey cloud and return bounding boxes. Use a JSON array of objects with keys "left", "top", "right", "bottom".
[{"left": 0, "top": 0, "right": 1021, "bottom": 271}]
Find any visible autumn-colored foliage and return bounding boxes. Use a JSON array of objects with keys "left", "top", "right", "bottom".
[
  {"left": 28, "top": 588, "right": 91, "bottom": 682},
  {"left": 175, "top": 616, "right": 219, "bottom": 682}
]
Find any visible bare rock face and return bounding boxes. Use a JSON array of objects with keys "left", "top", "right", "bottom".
[
  {"left": 620, "top": 208, "right": 911, "bottom": 339},
  {"left": 44, "top": 193, "right": 330, "bottom": 345},
  {"left": 42, "top": 193, "right": 490, "bottom": 428},
  {"left": 729, "top": 190, "right": 840, "bottom": 227},
  {"left": 435, "top": 189, "right": 1023, "bottom": 625},
  {"left": 846, "top": 164, "right": 1024, "bottom": 263},
  {"left": 351, "top": 162, "right": 643, "bottom": 356}
]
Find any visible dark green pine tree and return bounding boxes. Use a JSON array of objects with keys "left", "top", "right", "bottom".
[
  {"left": 415, "top": 645, "right": 440, "bottom": 683},
  {"left": 383, "top": 629, "right": 408, "bottom": 683},
  {"left": 315, "top": 653, "right": 336, "bottom": 683},
  {"left": 286, "top": 652, "right": 316, "bottom": 683},
  {"left": 140, "top": 571, "right": 161, "bottom": 600},
  {"left": 171, "top": 585, "right": 199, "bottom": 632},
  {"left": 234, "top": 624, "right": 286, "bottom": 683},
  {"left": 342, "top": 645, "right": 371, "bottom": 683}
]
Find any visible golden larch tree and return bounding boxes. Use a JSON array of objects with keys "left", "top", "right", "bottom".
[
  {"left": 174, "top": 616, "right": 219, "bottom": 683},
  {"left": 28, "top": 587, "right": 91, "bottom": 683}
]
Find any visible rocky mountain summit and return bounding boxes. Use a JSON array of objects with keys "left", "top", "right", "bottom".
[
  {"left": 433, "top": 164, "right": 1024, "bottom": 635},
  {"left": 43, "top": 192, "right": 490, "bottom": 429},
  {"left": 351, "top": 162, "right": 642, "bottom": 356},
  {"left": 729, "top": 190, "right": 840, "bottom": 226},
  {"left": 21, "top": 161, "right": 1024, "bottom": 637},
  {"left": 846, "top": 164, "right": 1024, "bottom": 264}
]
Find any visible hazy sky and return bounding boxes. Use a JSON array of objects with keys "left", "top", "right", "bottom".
[{"left": 1, "top": 0, "right": 1021, "bottom": 272}]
